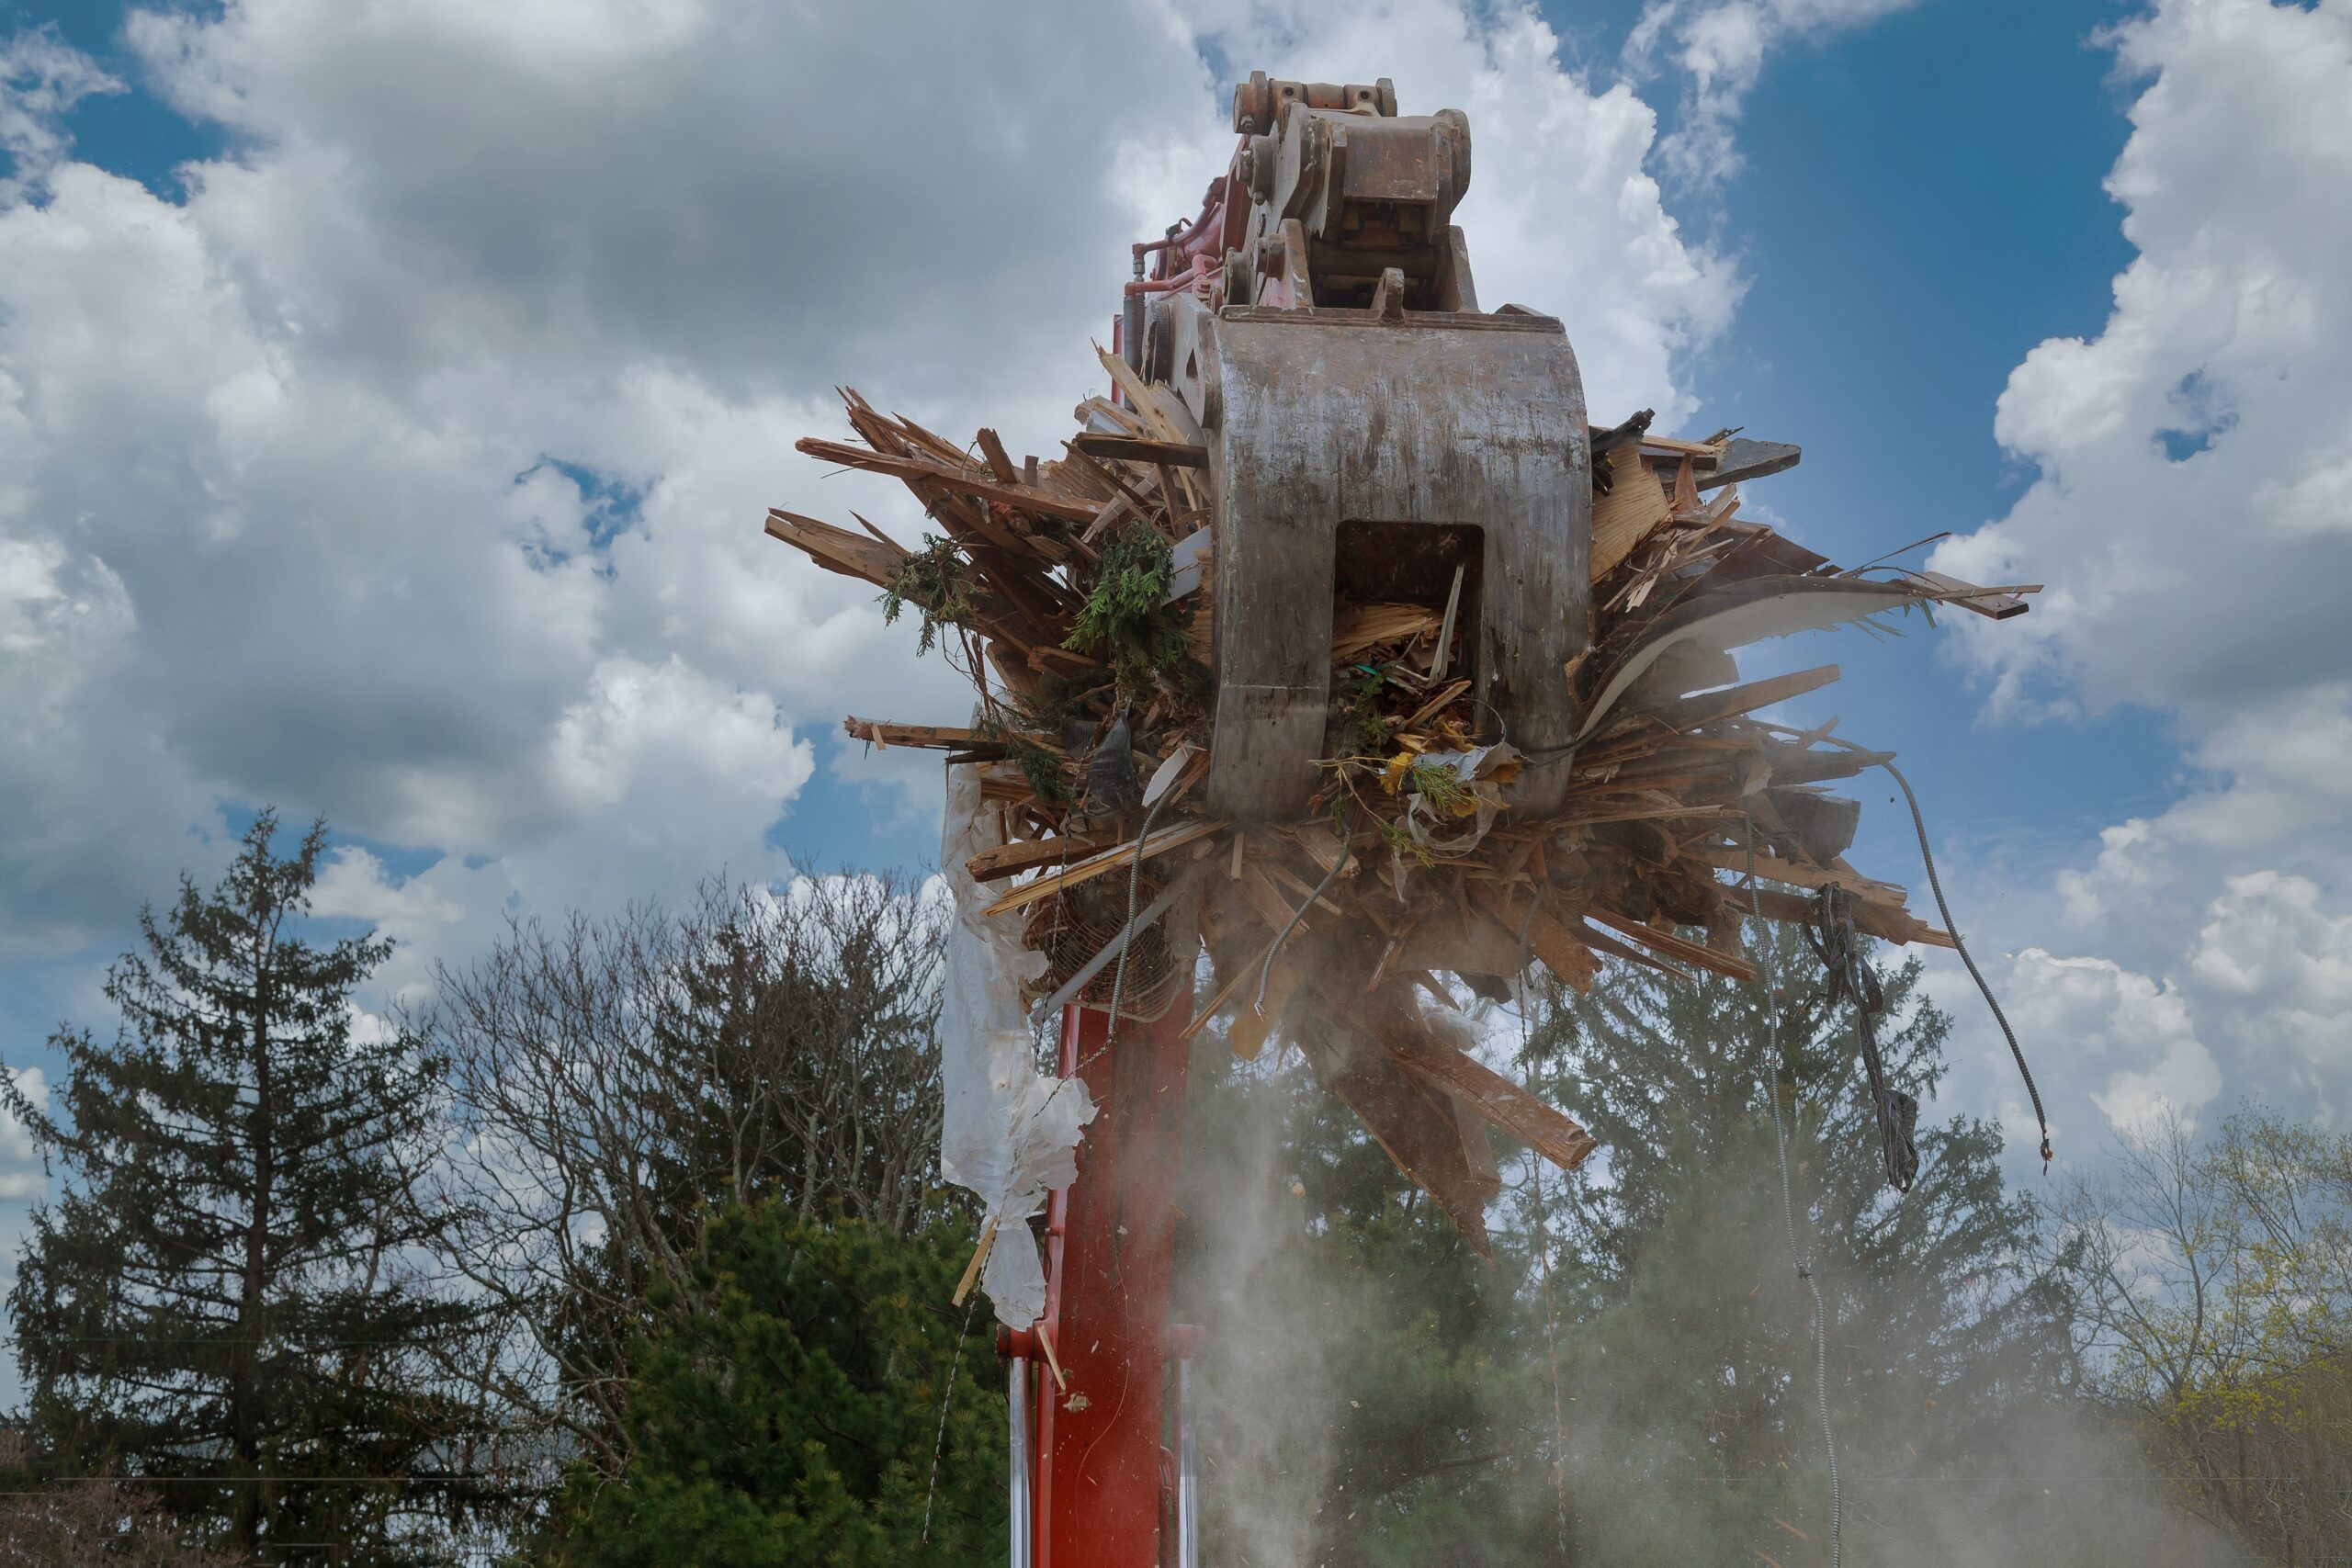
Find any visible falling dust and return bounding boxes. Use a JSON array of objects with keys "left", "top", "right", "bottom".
[{"left": 1167, "top": 948, "right": 2248, "bottom": 1568}]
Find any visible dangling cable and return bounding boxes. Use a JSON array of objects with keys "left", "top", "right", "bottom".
[
  {"left": 1745, "top": 808, "right": 1843, "bottom": 1567},
  {"left": 1103, "top": 784, "right": 1174, "bottom": 1038},
  {"left": 921, "top": 1294, "right": 980, "bottom": 1545},
  {"left": 1761, "top": 725, "right": 2053, "bottom": 1168},
  {"left": 1876, "top": 755, "right": 2052, "bottom": 1168},
  {"left": 1253, "top": 814, "right": 1351, "bottom": 1014},
  {"left": 1804, "top": 885, "right": 1919, "bottom": 1193},
  {"left": 1508, "top": 893, "right": 1571, "bottom": 1557}
]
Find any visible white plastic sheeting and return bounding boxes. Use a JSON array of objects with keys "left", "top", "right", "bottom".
[{"left": 937, "top": 755, "right": 1095, "bottom": 1328}]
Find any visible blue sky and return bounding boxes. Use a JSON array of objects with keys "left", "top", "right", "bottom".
[{"left": 4, "top": 0, "right": 2348, "bottom": 1287}]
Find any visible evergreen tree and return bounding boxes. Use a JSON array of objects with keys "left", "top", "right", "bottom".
[
  {"left": 1176, "top": 1038, "right": 1562, "bottom": 1568},
  {"left": 6, "top": 813, "right": 502, "bottom": 1564},
  {"left": 1521, "top": 920, "right": 2083, "bottom": 1562},
  {"left": 545, "top": 1203, "right": 1005, "bottom": 1568},
  {"left": 1175, "top": 920, "right": 2090, "bottom": 1565}
]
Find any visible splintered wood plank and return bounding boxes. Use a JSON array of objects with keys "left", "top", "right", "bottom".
[
  {"left": 1647, "top": 664, "right": 1840, "bottom": 732},
  {"left": 1386, "top": 1042, "right": 1600, "bottom": 1172},
  {"left": 1557, "top": 800, "right": 1736, "bottom": 828},
  {"left": 1074, "top": 394, "right": 1149, "bottom": 436},
  {"left": 1092, "top": 345, "right": 1185, "bottom": 441},
  {"left": 1293, "top": 821, "right": 1357, "bottom": 878},
  {"left": 1583, "top": 906, "right": 1758, "bottom": 982},
  {"left": 1468, "top": 884, "right": 1600, "bottom": 993},
  {"left": 1306, "top": 1037, "right": 1493, "bottom": 1257},
  {"left": 1446, "top": 1090, "right": 1504, "bottom": 1203},
  {"left": 1732, "top": 882, "right": 1955, "bottom": 949},
  {"left": 963, "top": 833, "right": 1114, "bottom": 884},
  {"left": 1686, "top": 844, "right": 1906, "bottom": 901},
  {"left": 1330, "top": 602, "right": 1440, "bottom": 660},
  {"left": 763, "top": 509, "right": 907, "bottom": 586},
  {"left": 1590, "top": 444, "right": 1674, "bottom": 581},
  {"left": 794, "top": 436, "right": 1102, "bottom": 525},
  {"left": 1758, "top": 744, "right": 1894, "bottom": 786},
  {"left": 1238, "top": 863, "right": 1309, "bottom": 931},
  {"left": 1633, "top": 434, "right": 1728, "bottom": 459},
  {"left": 1912, "top": 570, "right": 2037, "bottom": 620},
  {"left": 979, "top": 818, "right": 1226, "bottom": 917},
  {"left": 842, "top": 717, "right": 984, "bottom": 750},
  {"left": 1069, "top": 433, "right": 1210, "bottom": 468},
  {"left": 975, "top": 427, "right": 1021, "bottom": 484},
  {"left": 1696, "top": 438, "right": 1801, "bottom": 491},
  {"left": 1568, "top": 918, "right": 1693, "bottom": 979}
]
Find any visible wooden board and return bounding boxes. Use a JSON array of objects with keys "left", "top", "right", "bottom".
[
  {"left": 1583, "top": 905, "right": 1758, "bottom": 982},
  {"left": 1069, "top": 433, "right": 1210, "bottom": 469},
  {"left": 1468, "top": 884, "right": 1600, "bottom": 993},
  {"left": 964, "top": 833, "right": 1114, "bottom": 883},
  {"left": 795, "top": 436, "right": 1102, "bottom": 525},
  {"left": 1733, "top": 882, "right": 1954, "bottom": 950},
  {"left": 1589, "top": 445, "right": 1674, "bottom": 581},
  {"left": 979, "top": 818, "right": 1226, "bottom": 917},
  {"left": 842, "top": 717, "right": 983, "bottom": 750},
  {"left": 1386, "top": 1040, "right": 1600, "bottom": 1172},
  {"left": 1687, "top": 844, "right": 1905, "bottom": 900},
  {"left": 1645, "top": 664, "right": 1840, "bottom": 734},
  {"left": 764, "top": 509, "right": 906, "bottom": 587}
]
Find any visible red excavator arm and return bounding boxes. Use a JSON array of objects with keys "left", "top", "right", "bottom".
[
  {"left": 1001, "top": 1004, "right": 1195, "bottom": 1567},
  {"left": 1002, "top": 70, "right": 1551, "bottom": 1567}
]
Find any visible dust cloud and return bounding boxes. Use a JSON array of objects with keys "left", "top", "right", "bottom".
[{"left": 1168, "top": 990, "right": 2245, "bottom": 1567}]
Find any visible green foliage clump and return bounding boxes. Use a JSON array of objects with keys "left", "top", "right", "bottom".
[
  {"left": 1372, "top": 814, "right": 1426, "bottom": 865},
  {"left": 974, "top": 714, "right": 1073, "bottom": 811},
  {"left": 1014, "top": 668, "right": 1112, "bottom": 737},
  {"left": 880, "top": 535, "right": 972, "bottom": 656},
  {"left": 548, "top": 1203, "right": 1005, "bottom": 1568},
  {"left": 1405, "top": 756, "right": 1471, "bottom": 815},
  {"left": 1330, "top": 664, "right": 1394, "bottom": 759},
  {"left": 1062, "top": 524, "right": 1204, "bottom": 707}
]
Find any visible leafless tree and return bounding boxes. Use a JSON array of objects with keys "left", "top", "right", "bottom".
[
  {"left": 2044, "top": 1107, "right": 2352, "bottom": 1562},
  {"left": 0, "top": 1432, "right": 243, "bottom": 1566},
  {"left": 416, "top": 873, "right": 949, "bottom": 1482}
]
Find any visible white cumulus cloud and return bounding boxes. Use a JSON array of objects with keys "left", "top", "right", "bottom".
[
  {"left": 0, "top": 1066, "right": 47, "bottom": 1201},
  {"left": 1625, "top": 0, "right": 1921, "bottom": 186},
  {"left": 1930, "top": 0, "right": 2352, "bottom": 1144},
  {"left": 0, "top": 0, "right": 1739, "bottom": 992}
]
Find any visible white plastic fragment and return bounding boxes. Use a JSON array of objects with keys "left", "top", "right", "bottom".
[
  {"left": 1400, "top": 741, "right": 1518, "bottom": 859},
  {"left": 1143, "top": 741, "right": 1197, "bottom": 807},
  {"left": 937, "top": 749, "right": 1095, "bottom": 1328}
]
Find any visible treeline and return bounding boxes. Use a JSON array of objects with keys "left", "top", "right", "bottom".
[{"left": 1, "top": 816, "right": 2343, "bottom": 1564}]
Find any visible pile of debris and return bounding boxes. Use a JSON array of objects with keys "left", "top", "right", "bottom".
[{"left": 765, "top": 351, "right": 2030, "bottom": 1249}]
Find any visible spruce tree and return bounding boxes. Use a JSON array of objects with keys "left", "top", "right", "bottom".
[
  {"left": 1521, "top": 920, "right": 2078, "bottom": 1562},
  {"left": 6, "top": 813, "right": 500, "bottom": 1564},
  {"left": 1175, "top": 1037, "right": 1561, "bottom": 1567},
  {"left": 1174, "top": 924, "right": 2086, "bottom": 1564},
  {"left": 545, "top": 1203, "right": 1005, "bottom": 1567}
]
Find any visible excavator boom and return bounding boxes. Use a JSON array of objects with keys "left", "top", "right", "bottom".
[{"left": 1016, "top": 70, "right": 1586, "bottom": 1567}]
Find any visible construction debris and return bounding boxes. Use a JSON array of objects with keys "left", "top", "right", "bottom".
[{"left": 766, "top": 370, "right": 2035, "bottom": 1256}]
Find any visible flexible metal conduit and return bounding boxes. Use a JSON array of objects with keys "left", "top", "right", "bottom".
[
  {"left": 1177, "top": 1358, "right": 1200, "bottom": 1568},
  {"left": 1009, "top": 1359, "right": 1032, "bottom": 1568}
]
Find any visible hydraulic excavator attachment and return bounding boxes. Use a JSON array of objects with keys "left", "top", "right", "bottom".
[
  {"left": 1012, "top": 73, "right": 1595, "bottom": 1568},
  {"left": 763, "top": 67, "right": 2047, "bottom": 1568},
  {"left": 1135, "top": 73, "right": 1590, "bottom": 820}
]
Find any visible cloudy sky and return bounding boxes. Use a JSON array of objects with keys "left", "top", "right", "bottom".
[{"left": 3, "top": 0, "right": 2347, "bottom": 1254}]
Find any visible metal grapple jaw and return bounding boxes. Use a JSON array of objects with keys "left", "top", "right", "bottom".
[{"left": 1139, "top": 73, "right": 1592, "bottom": 822}]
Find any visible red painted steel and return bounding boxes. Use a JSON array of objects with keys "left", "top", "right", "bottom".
[
  {"left": 1124, "top": 257, "right": 1213, "bottom": 298},
  {"left": 1024, "top": 1000, "right": 1194, "bottom": 1567}
]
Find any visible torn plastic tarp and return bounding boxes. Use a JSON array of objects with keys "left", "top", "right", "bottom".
[{"left": 937, "top": 750, "right": 1095, "bottom": 1328}]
